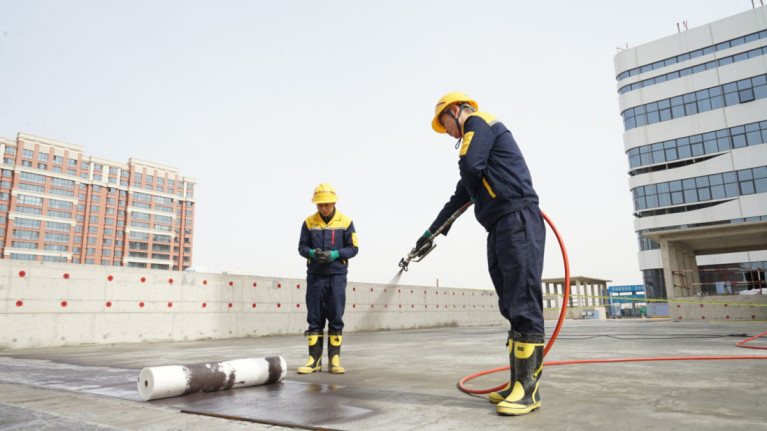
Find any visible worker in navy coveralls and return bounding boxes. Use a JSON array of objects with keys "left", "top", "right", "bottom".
[
  {"left": 413, "top": 92, "right": 546, "bottom": 416},
  {"left": 298, "top": 183, "right": 358, "bottom": 374}
]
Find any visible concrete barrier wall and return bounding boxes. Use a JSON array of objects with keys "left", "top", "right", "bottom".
[
  {"left": 0, "top": 261, "right": 504, "bottom": 350},
  {"left": 670, "top": 295, "right": 767, "bottom": 321}
]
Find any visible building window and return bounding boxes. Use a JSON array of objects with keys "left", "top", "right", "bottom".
[
  {"left": 622, "top": 74, "right": 767, "bottom": 131},
  {"left": 632, "top": 166, "right": 767, "bottom": 214}
]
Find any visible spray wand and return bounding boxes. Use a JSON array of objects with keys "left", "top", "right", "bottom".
[{"left": 398, "top": 202, "right": 473, "bottom": 271}]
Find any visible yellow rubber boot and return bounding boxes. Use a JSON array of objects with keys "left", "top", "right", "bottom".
[
  {"left": 297, "top": 330, "right": 323, "bottom": 374},
  {"left": 497, "top": 332, "right": 544, "bottom": 416},
  {"left": 489, "top": 331, "right": 514, "bottom": 404},
  {"left": 328, "top": 330, "right": 345, "bottom": 374}
]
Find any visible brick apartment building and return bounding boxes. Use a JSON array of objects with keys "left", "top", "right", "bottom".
[{"left": 0, "top": 132, "right": 196, "bottom": 270}]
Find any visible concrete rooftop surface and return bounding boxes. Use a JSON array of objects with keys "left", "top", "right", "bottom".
[{"left": 1, "top": 319, "right": 766, "bottom": 431}]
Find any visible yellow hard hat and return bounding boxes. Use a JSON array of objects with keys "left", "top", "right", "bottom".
[
  {"left": 312, "top": 183, "right": 338, "bottom": 203},
  {"left": 431, "top": 92, "right": 478, "bottom": 133}
]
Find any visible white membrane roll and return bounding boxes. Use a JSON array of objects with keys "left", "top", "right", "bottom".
[{"left": 137, "top": 356, "right": 287, "bottom": 401}]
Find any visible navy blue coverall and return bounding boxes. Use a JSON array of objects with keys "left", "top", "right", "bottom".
[
  {"left": 429, "top": 112, "right": 546, "bottom": 334},
  {"left": 298, "top": 209, "right": 358, "bottom": 332}
]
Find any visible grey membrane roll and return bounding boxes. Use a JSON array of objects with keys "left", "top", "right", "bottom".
[{"left": 137, "top": 356, "right": 287, "bottom": 401}]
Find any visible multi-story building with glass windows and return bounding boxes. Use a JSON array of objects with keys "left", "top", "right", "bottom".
[
  {"left": 614, "top": 6, "right": 767, "bottom": 315},
  {"left": 0, "top": 132, "right": 196, "bottom": 270}
]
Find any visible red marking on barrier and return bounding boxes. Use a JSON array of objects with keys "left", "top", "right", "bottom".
[
  {"left": 252, "top": 303, "right": 256, "bottom": 308},
  {"left": 16, "top": 300, "right": 23, "bottom": 307},
  {"left": 462, "top": 292, "right": 465, "bottom": 295},
  {"left": 139, "top": 302, "right": 145, "bottom": 307},
  {"left": 353, "top": 304, "right": 356, "bottom": 308},
  {"left": 168, "top": 278, "right": 174, "bottom": 284},
  {"left": 724, "top": 304, "right": 728, "bottom": 307},
  {"left": 63, "top": 273, "right": 70, "bottom": 279},
  {"left": 410, "top": 290, "right": 413, "bottom": 294},
  {"left": 18, "top": 271, "right": 26, "bottom": 277},
  {"left": 384, "top": 289, "right": 387, "bottom": 292},
  {"left": 228, "top": 303, "right": 233, "bottom": 308},
  {"left": 229, "top": 281, "right": 233, "bottom": 286},
  {"left": 435, "top": 291, "right": 438, "bottom": 295},
  {"left": 398, "top": 289, "right": 401, "bottom": 293},
  {"left": 726, "top": 315, "right": 730, "bottom": 319},
  {"left": 108, "top": 275, "right": 113, "bottom": 281},
  {"left": 202, "top": 303, "right": 207, "bottom": 308},
  {"left": 753, "top": 315, "right": 756, "bottom": 319},
  {"left": 253, "top": 282, "right": 257, "bottom": 287},
  {"left": 203, "top": 280, "right": 207, "bottom": 285},
  {"left": 167, "top": 302, "right": 173, "bottom": 307},
  {"left": 277, "top": 303, "right": 281, "bottom": 308},
  {"left": 452, "top": 292, "right": 455, "bottom": 295},
  {"left": 411, "top": 305, "right": 414, "bottom": 308},
  {"left": 399, "top": 304, "right": 401, "bottom": 308},
  {"left": 424, "top": 290, "right": 426, "bottom": 294},
  {"left": 677, "top": 304, "right": 681, "bottom": 308},
  {"left": 678, "top": 316, "right": 682, "bottom": 319},
  {"left": 278, "top": 283, "right": 282, "bottom": 288},
  {"left": 61, "top": 301, "right": 67, "bottom": 307},
  {"left": 385, "top": 304, "right": 388, "bottom": 308},
  {"left": 353, "top": 287, "right": 356, "bottom": 291},
  {"left": 371, "top": 304, "right": 374, "bottom": 308},
  {"left": 700, "top": 304, "right": 704, "bottom": 308},
  {"left": 701, "top": 315, "right": 705, "bottom": 319},
  {"left": 106, "top": 301, "right": 112, "bottom": 307},
  {"left": 141, "top": 277, "right": 146, "bottom": 283},
  {"left": 296, "top": 284, "right": 300, "bottom": 289},
  {"left": 370, "top": 288, "right": 374, "bottom": 292},
  {"left": 437, "top": 305, "right": 439, "bottom": 308},
  {"left": 425, "top": 305, "right": 428, "bottom": 308},
  {"left": 463, "top": 305, "right": 466, "bottom": 308}
]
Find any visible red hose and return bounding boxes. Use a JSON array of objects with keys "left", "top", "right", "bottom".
[
  {"left": 459, "top": 210, "right": 571, "bottom": 395},
  {"left": 458, "top": 212, "right": 767, "bottom": 395}
]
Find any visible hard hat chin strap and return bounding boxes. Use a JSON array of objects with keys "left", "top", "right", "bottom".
[{"left": 446, "top": 106, "right": 464, "bottom": 149}]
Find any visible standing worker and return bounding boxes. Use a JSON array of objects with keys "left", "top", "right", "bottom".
[
  {"left": 297, "top": 183, "right": 359, "bottom": 374},
  {"left": 413, "top": 92, "right": 546, "bottom": 416}
]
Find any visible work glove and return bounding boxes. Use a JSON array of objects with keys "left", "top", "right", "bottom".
[
  {"left": 314, "top": 249, "right": 333, "bottom": 263},
  {"left": 414, "top": 230, "right": 432, "bottom": 257},
  {"left": 330, "top": 250, "right": 340, "bottom": 262}
]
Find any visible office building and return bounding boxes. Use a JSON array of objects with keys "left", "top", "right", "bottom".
[
  {"left": 0, "top": 132, "right": 196, "bottom": 270},
  {"left": 614, "top": 6, "right": 767, "bottom": 314}
]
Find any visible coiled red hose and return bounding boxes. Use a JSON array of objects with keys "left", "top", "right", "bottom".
[{"left": 458, "top": 212, "right": 767, "bottom": 395}]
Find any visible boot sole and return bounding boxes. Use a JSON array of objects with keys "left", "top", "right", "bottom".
[{"left": 496, "top": 403, "right": 541, "bottom": 416}]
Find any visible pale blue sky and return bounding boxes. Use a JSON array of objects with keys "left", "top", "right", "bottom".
[{"left": 0, "top": 1, "right": 756, "bottom": 289}]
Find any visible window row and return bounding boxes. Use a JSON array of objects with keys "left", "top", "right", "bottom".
[
  {"left": 627, "top": 120, "right": 767, "bottom": 171},
  {"left": 622, "top": 74, "right": 767, "bottom": 131},
  {"left": 631, "top": 166, "right": 767, "bottom": 213},
  {"left": 616, "top": 29, "right": 767, "bottom": 82},
  {"left": 618, "top": 45, "right": 767, "bottom": 94}
]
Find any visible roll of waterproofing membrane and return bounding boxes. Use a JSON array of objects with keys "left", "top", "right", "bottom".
[{"left": 137, "top": 356, "right": 287, "bottom": 401}]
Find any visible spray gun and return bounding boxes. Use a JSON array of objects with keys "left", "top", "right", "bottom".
[{"left": 398, "top": 201, "right": 473, "bottom": 271}]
